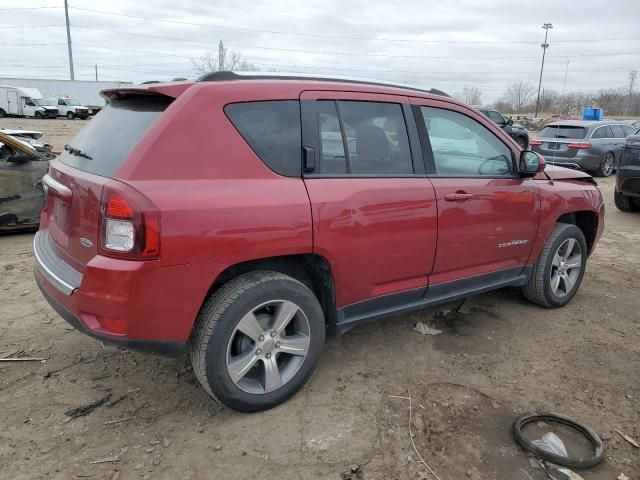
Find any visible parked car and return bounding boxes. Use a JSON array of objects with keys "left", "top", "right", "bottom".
[
  {"left": 34, "top": 73, "right": 604, "bottom": 412},
  {"left": 55, "top": 97, "right": 91, "bottom": 120},
  {"left": 476, "top": 107, "right": 529, "bottom": 148},
  {"left": 0, "top": 131, "right": 48, "bottom": 230},
  {"left": 530, "top": 120, "right": 636, "bottom": 177},
  {"left": 614, "top": 128, "right": 640, "bottom": 212},
  {"left": 0, "top": 85, "right": 58, "bottom": 118}
]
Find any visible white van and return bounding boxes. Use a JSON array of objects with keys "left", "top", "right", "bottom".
[
  {"left": 0, "top": 86, "right": 59, "bottom": 118},
  {"left": 55, "top": 97, "right": 90, "bottom": 119}
]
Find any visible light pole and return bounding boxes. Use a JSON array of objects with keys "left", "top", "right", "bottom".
[
  {"left": 64, "top": 0, "right": 75, "bottom": 80},
  {"left": 534, "top": 22, "right": 553, "bottom": 118}
]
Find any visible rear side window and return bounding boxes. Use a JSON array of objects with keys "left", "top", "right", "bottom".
[
  {"left": 610, "top": 125, "right": 627, "bottom": 138},
  {"left": 225, "top": 101, "right": 301, "bottom": 176},
  {"left": 591, "top": 126, "right": 613, "bottom": 139},
  {"left": 539, "top": 125, "right": 587, "bottom": 139},
  {"left": 59, "top": 95, "right": 171, "bottom": 177},
  {"left": 316, "top": 100, "right": 413, "bottom": 175}
]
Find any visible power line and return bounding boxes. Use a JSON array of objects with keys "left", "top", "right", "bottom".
[
  {"left": 68, "top": 6, "right": 640, "bottom": 45},
  {"left": 0, "top": 6, "right": 61, "bottom": 10},
  {"left": 66, "top": 24, "right": 639, "bottom": 60}
]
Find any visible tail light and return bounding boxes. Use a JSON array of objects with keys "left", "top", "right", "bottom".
[
  {"left": 529, "top": 139, "right": 543, "bottom": 146},
  {"left": 99, "top": 181, "right": 160, "bottom": 260},
  {"left": 567, "top": 142, "right": 592, "bottom": 149}
]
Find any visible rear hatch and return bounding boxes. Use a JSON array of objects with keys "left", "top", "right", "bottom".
[
  {"left": 531, "top": 124, "right": 589, "bottom": 160},
  {"left": 44, "top": 93, "right": 173, "bottom": 271}
]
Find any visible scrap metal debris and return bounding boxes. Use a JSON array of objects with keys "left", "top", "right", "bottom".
[
  {"left": 0, "top": 357, "right": 46, "bottom": 362},
  {"left": 64, "top": 394, "right": 112, "bottom": 422},
  {"left": 413, "top": 321, "right": 442, "bottom": 336},
  {"left": 89, "top": 456, "right": 120, "bottom": 465},
  {"left": 614, "top": 429, "right": 639, "bottom": 448}
]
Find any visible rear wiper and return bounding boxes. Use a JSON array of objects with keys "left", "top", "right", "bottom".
[{"left": 64, "top": 144, "right": 92, "bottom": 160}]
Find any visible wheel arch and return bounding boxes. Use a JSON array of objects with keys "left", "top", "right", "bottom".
[
  {"left": 191, "top": 254, "right": 337, "bottom": 342},
  {"left": 555, "top": 210, "right": 599, "bottom": 254}
]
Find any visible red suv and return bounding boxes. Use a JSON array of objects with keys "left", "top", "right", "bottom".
[{"left": 35, "top": 73, "right": 605, "bottom": 411}]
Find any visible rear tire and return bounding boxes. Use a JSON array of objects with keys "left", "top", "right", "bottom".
[
  {"left": 614, "top": 188, "right": 639, "bottom": 212},
  {"left": 523, "top": 223, "right": 587, "bottom": 308},
  {"left": 190, "top": 271, "right": 325, "bottom": 412},
  {"left": 592, "top": 152, "right": 615, "bottom": 177},
  {"left": 0, "top": 108, "right": 6, "bottom": 117}
]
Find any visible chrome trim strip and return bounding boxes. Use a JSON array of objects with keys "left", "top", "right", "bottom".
[
  {"left": 33, "top": 232, "right": 79, "bottom": 296},
  {"left": 42, "top": 174, "right": 72, "bottom": 197}
]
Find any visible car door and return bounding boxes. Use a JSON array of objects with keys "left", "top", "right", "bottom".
[
  {"left": 300, "top": 90, "right": 438, "bottom": 311},
  {"left": 487, "top": 110, "right": 507, "bottom": 128},
  {"left": 58, "top": 98, "right": 68, "bottom": 115},
  {"left": 410, "top": 98, "right": 540, "bottom": 285},
  {"left": 610, "top": 124, "right": 629, "bottom": 161}
]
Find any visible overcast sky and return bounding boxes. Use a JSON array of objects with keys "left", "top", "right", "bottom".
[{"left": 1, "top": 0, "right": 639, "bottom": 102}]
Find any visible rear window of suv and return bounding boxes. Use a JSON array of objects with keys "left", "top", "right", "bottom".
[
  {"left": 225, "top": 101, "right": 301, "bottom": 176},
  {"left": 59, "top": 94, "right": 171, "bottom": 177},
  {"left": 538, "top": 125, "right": 587, "bottom": 139}
]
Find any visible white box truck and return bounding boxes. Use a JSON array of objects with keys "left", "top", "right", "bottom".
[{"left": 0, "top": 85, "right": 59, "bottom": 118}]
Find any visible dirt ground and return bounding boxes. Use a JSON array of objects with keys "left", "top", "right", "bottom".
[{"left": 1, "top": 118, "right": 638, "bottom": 480}]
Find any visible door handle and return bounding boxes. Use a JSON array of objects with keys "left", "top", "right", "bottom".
[
  {"left": 303, "top": 146, "right": 315, "bottom": 173},
  {"left": 444, "top": 192, "right": 473, "bottom": 202}
]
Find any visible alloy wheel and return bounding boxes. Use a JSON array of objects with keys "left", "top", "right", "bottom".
[
  {"left": 550, "top": 238, "right": 582, "bottom": 297},
  {"left": 601, "top": 153, "right": 615, "bottom": 176},
  {"left": 226, "top": 300, "right": 311, "bottom": 394}
]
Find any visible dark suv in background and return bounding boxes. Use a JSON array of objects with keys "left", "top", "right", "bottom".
[
  {"left": 477, "top": 108, "right": 529, "bottom": 149},
  {"left": 615, "top": 128, "right": 640, "bottom": 212}
]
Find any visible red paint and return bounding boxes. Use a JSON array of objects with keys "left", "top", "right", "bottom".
[{"left": 36, "top": 78, "right": 604, "bottom": 344}]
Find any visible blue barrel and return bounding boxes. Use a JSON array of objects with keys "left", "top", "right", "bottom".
[{"left": 582, "top": 107, "right": 604, "bottom": 121}]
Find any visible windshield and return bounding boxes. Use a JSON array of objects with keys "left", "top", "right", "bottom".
[
  {"left": 66, "top": 98, "right": 82, "bottom": 106},
  {"left": 538, "top": 125, "right": 587, "bottom": 139},
  {"left": 34, "top": 98, "right": 57, "bottom": 107},
  {"left": 59, "top": 94, "right": 172, "bottom": 177}
]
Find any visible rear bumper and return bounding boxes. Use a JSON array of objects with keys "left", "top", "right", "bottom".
[
  {"left": 533, "top": 150, "right": 602, "bottom": 171},
  {"left": 36, "top": 276, "right": 184, "bottom": 356},
  {"left": 33, "top": 230, "right": 211, "bottom": 356}
]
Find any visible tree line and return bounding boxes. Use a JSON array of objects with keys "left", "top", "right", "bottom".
[{"left": 460, "top": 75, "right": 640, "bottom": 117}]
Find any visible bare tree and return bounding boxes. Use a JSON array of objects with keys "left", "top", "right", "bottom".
[
  {"left": 504, "top": 81, "right": 535, "bottom": 113},
  {"left": 461, "top": 86, "right": 482, "bottom": 105},
  {"left": 192, "top": 40, "right": 257, "bottom": 76}
]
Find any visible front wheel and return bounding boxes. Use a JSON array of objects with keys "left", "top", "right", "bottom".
[
  {"left": 191, "top": 271, "right": 325, "bottom": 412},
  {"left": 34, "top": 111, "right": 43, "bottom": 119},
  {"left": 66, "top": 111, "right": 74, "bottom": 120},
  {"left": 515, "top": 136, "right": 528, "bottom": 149},
  {"left": 614, "top": 188, "right": 639, "bottom": 212},
  {"left": 523, "top": 223, "right": 587, "bottom": 308}
]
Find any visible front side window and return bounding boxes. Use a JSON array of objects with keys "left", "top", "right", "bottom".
[
  {"left": 421, "top": 107, "right": 513, "bottom": 177},
  {"left": 487, "top": 111, "right": 505, "bottom": 125},
  {"left": 316, "top": 100, "right": 413, "bottom": 175},
  {"left": 225, "top": 100, "right": 301, "bottom": 177}
]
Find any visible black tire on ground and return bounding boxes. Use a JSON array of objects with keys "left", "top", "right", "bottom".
[
  {"left": 614, "top": 188, "right": 639, "bottom": 212},
  {"left": 34, "top": 111, "right": 43, "bottom": 119},
  {"left": 592, "top": 151, "right": 615, "bottom": 177},
  {"left": 190, "top": 270, "right": 325, "bottom": 412},
  {"left": 515, "top": 136, "right": 528, "bottom": 149},
  {"left": 66, "top": 111, "right": 74, "bottom": 120},
  {"left": 0, "top": 108, "right": 6, "bottom": 117},
  {"left": 522, "top": 222, "right": 587, "bottom": 308}
]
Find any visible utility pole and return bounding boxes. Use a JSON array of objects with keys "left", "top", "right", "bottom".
[
  {"left": 534, "top": 22, "right": 553, "bottom": 118},
  {"left": 561, "top": 61, "right": 569, "bottom": 114},
  {"left": 625, "top": 69, "right": 637, "bottom": 116},
  {"left": 218, "top": 40, "right": 225, "bottom": 71},
  {"left": 64, "top": 0, "right": 75, "bottom": 80},
  {"left": 95, "top": 64, "right": 98, "bottom": 81}
]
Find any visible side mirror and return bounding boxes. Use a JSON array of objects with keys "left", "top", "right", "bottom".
[
  {"left": 506, "top": 117, "right": 514, "bottom": 126},
  {"left": 519, "top": 150, "right": 545, "bottom": 177}
]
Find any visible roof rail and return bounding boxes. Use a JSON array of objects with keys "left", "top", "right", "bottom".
[{"left": 197, "top": 71, "right": 450, "bottom": 98}]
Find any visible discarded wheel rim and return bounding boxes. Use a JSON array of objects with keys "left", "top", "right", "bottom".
[{"left": 512, "top": 412, "right": 605, "bottom": 469}]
